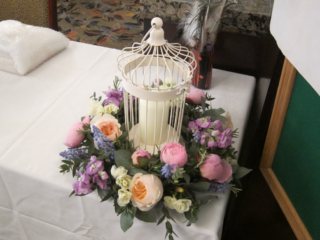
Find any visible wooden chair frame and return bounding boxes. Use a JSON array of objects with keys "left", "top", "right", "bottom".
[{"left": 260, "top": 58, "right": 312, "bottom": 240}]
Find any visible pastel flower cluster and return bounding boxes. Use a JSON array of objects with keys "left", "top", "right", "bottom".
[
  {"left": 111, "top": 166, "right": 133, "bottom": 206},
  {"left": 103, "top": 87, "right": 123, "bottom": 107},
  {"left": 188, "top": 117, "right": 233, "bottom": 149},
  {"left": 164, "top": 196, "right": 192, "bottom": 213},
  {"left": 73, "top": 156, "right": 109, "bottom": 195}
]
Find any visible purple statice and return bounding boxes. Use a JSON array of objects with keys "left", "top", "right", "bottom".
[
  {"left": 192, "top": 130, "right": 201, "bottom": 143},
  {"left": 217, "top": 128, "right": 233, "bottom": 148},
  {"left": 161, "top": 164, "right": 173, "bottom": 178},
  {"left": 195, "top": 116, "right": 213, "bottom": 129},
  {"left": 209, "top": 181, "right": 230, "bottom": 193},
  {"left": 92, "top": 125, "right": 115, "bottom": 160},
  {"left": 99, "top": 171, "right": 109, "bottom": 180},
  {"left": 213, "top": 120, "right": 223, "bottom": 131},
  {"left": 73, "top": 171, "right": 93, "bottom": 195},
  {"left": 60, "top": 148, "right": 88, "bottom": 160},
  {"left": 93, "top": 173, "right": 107, "bottom": 190},
  {"left": 86, "top": 156, "right": 104, "bottom": 175},
  {"left": 103, "top": 87, "right": 123, "bottom": 107}
]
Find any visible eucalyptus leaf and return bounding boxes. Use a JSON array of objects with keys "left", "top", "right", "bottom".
[
  {"left": 183, "top": 173, "right": 190, "bottom": 184},
  {"left": 69, "top": 190, "right": 75, "bottom": 197},
  {"left": 120, "top": 212, "right": 134, "bottom": 232},
  {"left": 114, "top": 198, "right": 121, "bottom": 214},
  {"left": 169, "top": 235, "right": 174, "bottom": 240},
  {"left": 232, "top": 165, "right": 239, "bottom": 173},
  {"left": 114, "top": 149, "right": 133, "bottom": 170},
  {"left": 184, "top": 210, "right": 198, "bottom": 223},
  {"left": 202, "top": 109, "right": 227, "bottom": 121},
  {"left": 157, "top": 215, "right": 165, "bottom": 225},
  {"left": 184, "top": 182, "right": 210, "bottom": 192},
  {"left": 135, "top": 209, "right": 157, "bottom": 223},
  {"left": 166, "top": 221, "right": 173, "bottom": 234},
  {"left": 128, "top": 167, "right": 148, "bottom": 175},
  {"left": 97, "top": 188, "right": 112, "bottom": 202},
  {"left": 233, "top": 167, "right": 252, "bottom": 179}
]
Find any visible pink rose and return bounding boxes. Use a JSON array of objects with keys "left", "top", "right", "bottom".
[
  {"left": 63, "top": 116, "right": 90, "bottom": 148},
  {"left": 186, "top": 87, "right": 206, "bottom": 105},
  {"left": 160, "top": 143, "right": 187, "bottom": 168},
  {"left": 90, "top": 114, "right": 122, "bottom": 141},
  {"left": 131, "top": 149, "right": 150, "bottom": 167},
  {"left": 200, "top": 154, "right": 232, "bottom": 183},
  {"left": 129, "top": 173, "right": 163, "bottom": 211}
]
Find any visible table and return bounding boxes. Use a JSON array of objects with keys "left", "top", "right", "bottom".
[{"left": 0, "top": 41, "right": 255, "bottom": 240}]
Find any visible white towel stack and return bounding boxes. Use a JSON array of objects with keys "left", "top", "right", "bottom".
[{"left": 0, "top": 20, "right": 69, "bottom": 75}]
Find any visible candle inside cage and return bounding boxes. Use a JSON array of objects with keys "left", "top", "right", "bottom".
[{"left": 139, "top": 99, "right": 170, "bottom": 145}]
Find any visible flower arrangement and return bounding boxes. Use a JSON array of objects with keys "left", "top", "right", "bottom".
[{"left": 59, "top": 76, "right": 251, "bottom": 239}]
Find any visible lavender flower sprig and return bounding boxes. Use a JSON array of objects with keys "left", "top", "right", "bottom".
[{"left": 92, "top": 125, "right": 115, "bottom": 160}]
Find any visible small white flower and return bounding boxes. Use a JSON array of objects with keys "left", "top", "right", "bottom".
[
  {"left": 173, "top": 199, "right": 192, "bottom": 213},
  {"left": 96, "top": 105, "right": 105, "bottom": 115},
  {"left": 164, "top": 196, "right": 177, "bottom": 209},
  {"left": 117, "top": 188, "right": 132, "bottom": 207},
  {"left": 88, "top": 99, "right": 101, "bottom": 116},
  {"left": 104, "top": 103, "right": 119, "bottom": 114},
  {"left": 164, "top": 77, "right": 177, "bottom": 87},
  {"left": 116, "top": 175, "right": 132, "bottom": 189},
  {"left": 111, "top": 166, "right": 127, "bottom": 179}
]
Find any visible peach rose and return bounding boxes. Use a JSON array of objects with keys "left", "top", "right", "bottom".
[
  {"left": 90, "top": 114, "right": 122, "bottom": 141},
  {"left": 129, "top": 173, "right": 163, "bottom": 211}
]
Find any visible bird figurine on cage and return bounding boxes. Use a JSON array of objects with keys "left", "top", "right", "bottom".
[{"left": 117, "top": 17, "right": 196, "bottom": 154}]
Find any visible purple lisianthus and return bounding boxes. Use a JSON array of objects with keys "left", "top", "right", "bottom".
[
  {"left": 86, "top": 156, "right": 104, "bottom": 175},
  {"left": 103, "top": 87, "right": 123, "bottom": 107},
  {"left": 196, "top": 117, "right": 213, "bottom": 129},
  {"left": 188, "top": 121, "right": 199, "bottom": 133},
  {"left": 98, "top": 171, "right": 109, "bottom": 180},
  {"left": 93, "top": 174, "right": 107, "bottom": 190},
  {"left": 73, "top": 171, "right": 92, "bottom": 195},
  {"left": 213, "top": 120, "right": 223, "bottom": 131},
  {"left": 217, "top": 128, "right": 233, "bottom": 148}
]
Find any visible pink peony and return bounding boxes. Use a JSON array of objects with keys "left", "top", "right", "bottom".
[
  {"left": 186, "top": 87, "right": 206, "bottom": 105},
  {"left": 200, "top": 154, "right": 232, "bottom": 183},
  {"left": 160, "top": 143, "right": 187, "bottom": 168},
  {"left": 63, "top": 116, "right": 90, "bottom": 148},
  {"left": 131, "top": 149, "right": 150, "bottom": 167}
]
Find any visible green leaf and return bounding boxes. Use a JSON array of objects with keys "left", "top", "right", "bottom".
[
  {"left": 166, "top": 221, "right": 173, "bottom": 234},
  {"left": 157, "top": 215, "right": 165, "bottom": 225},
  {"left": 128, "top": 167, "right": 148, "bottom": 175},
  {"left": 135, "top": 209, "right": 157, "bottom": 223},
  {"left": 120, "top": 212, "right": 134, "bottom": 232},
  {"left": 162, "top": 206, "right": 170, "bottom": 218},
  {"left": 169, "top": 235, "right": 174, "bottom": 240},
  {"left": 69, "top": 190, "right": 75, "bottom": 197},
  {"left": 88, "top": 142, "right": 95, "bottom": 156},
  {"left": 201, "top": 96, "right": 206, "bottom": 110},
  {"left": 185, "top": 210, "right": 198, "bottom": 224},
  {"left": 114, "top": 198, "right": 121, "bottom": 214},
  {"left": 187, "top": 143, "right": 198, "bottom": 157},
  {"left": 62, "top": 160, "right": 72, "bottom": 165},
  {"left": 232, "top": 164, "right": 239, "bottom": 173},
  {"left": 183, "top": 173, "right": 190, "bottom": 184},
  {"left": 97, "top": 188, "right": 113, "bottom": 202},
  {"left": 233, "top": 167, "right": 252, "bottom": 179},
  {"left": 196, "top": 195, "right": 217, "bottom": 205},
  {"left": 114, "top": 149, "right": 133, "bottom": 170},
  {"left": 202, "top": 109, "right": 227, "bottom": 121},
  {"left": 184, "top": 182, "right": 210, "bottom": 192},
  {"left": 86, "top": 132, "right": 93, "bottom": 142}
]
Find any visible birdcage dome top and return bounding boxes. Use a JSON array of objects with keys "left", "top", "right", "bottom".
[{"left": 117, "top": 18, "right": 196, "bottom": 100}]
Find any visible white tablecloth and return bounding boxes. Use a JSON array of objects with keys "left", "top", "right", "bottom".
[{"left": 0, "top": 41, "right": 255, "bottom": 240}]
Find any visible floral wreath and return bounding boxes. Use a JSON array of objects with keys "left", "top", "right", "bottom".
[{"left": 59, "top": 76, "right": 251, "bottom": 239}]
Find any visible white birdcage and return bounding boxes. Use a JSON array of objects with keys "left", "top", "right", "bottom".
[{"left": 117, "top": 17, "right": 196, "bottom": 154}]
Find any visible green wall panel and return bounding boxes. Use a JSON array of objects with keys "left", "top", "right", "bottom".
[{"left": 272, "top": 72, "right": 320, "bottom": 240}]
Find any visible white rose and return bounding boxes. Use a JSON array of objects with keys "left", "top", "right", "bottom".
[
  {"left": 117, "top": 188, "right": 132, "bottom": 207},
  {"left": 104, "top": 103, "right": 119, "bottom": 114},
  {"left": 164, "top": 196, "right": 177, "bottom": 209},
  {"left": 116, "top": 175, "right": 132, "bottom": 189},
  {"left": 111, "top": 166, "right": 127, "bottom": 179},
  {"left": 173, "top": 199, "right": 192, "bottom": 213},
  {"left": 96, "top": 105, "right": 105, "bottom": 115},
  {"left": 88, "top": 99, "right": 101, "bottom": 115},
  {"left": 164, "top": 77, "right": 177, "bottom": 87}
]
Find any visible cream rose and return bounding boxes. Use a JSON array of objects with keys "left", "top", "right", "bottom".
[
  {"left": 164, "top": 196, "right": 177, "bottom": 209},
  {"left": 111, "top": 166, "right": 127, "bottom": 179},
  {"left": 104, "top": 103, "right": 119, "bottom": 114},
  {"left": 173, "top": 199, "right": 192, "bottom": 213},
  {"left": 90, "top": 113, "right": 122, "bottom": 141},
  {"left": 129, "top": 173, "right": 163, "bottom": 211},
  {"left": 118, "top": 188, "right": 132, "bottom": 207},
  {"left": 88, "top": 99, "right": 102, "bottom": 116},
  {"left": 116, "top": 175, "right": 132, "bottom": 189}
]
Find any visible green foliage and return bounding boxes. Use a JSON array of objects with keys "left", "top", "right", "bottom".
[
  {"left": 184, "top": 182, "right": 210, "bottom": 192},
  {"left": 135, "top": 209, "right": 157, "bottom": 223}
]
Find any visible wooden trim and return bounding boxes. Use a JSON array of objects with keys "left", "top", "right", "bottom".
[
  {"left": 260, "top": 58, "right": 312, "bottom": 239},
  {"left": 48, "top": 0, "right": 58, "bottom": 30},
  {"left": 260, "top": 58, "right": 297, "bottom": 168},
  {"left": 260, "top": 168, "right": 312, "bottom": 240}
]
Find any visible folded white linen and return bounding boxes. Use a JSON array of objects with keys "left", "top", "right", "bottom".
[{"left": 0, "top": 20, "right": 69, "bottom": 75}]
